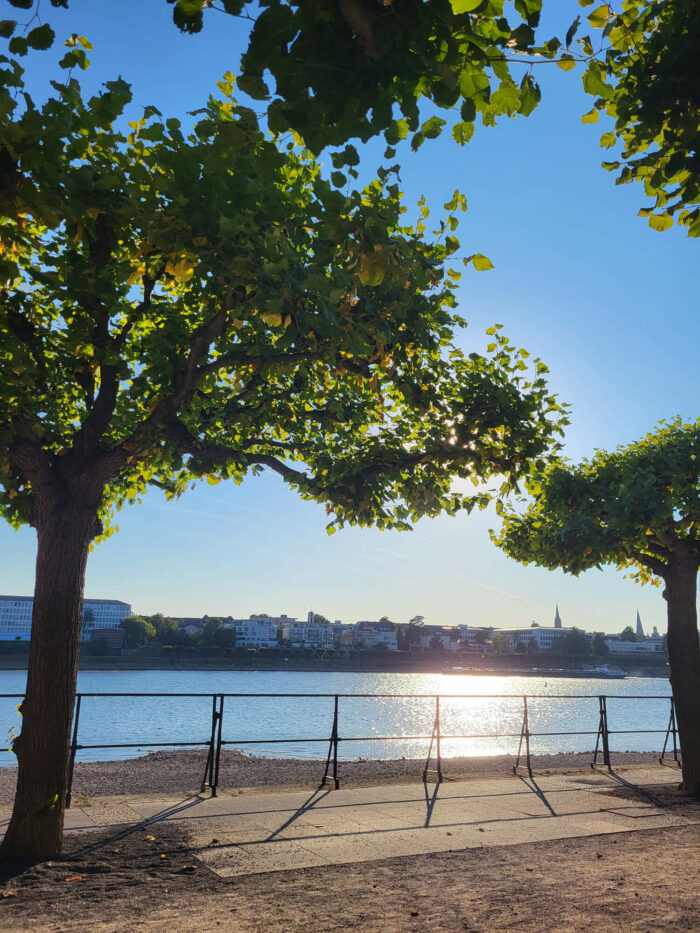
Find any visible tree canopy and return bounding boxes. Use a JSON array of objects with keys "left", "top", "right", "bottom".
[
  {"left": 494, "top": 417, "right": 700, "bottom": 584},
  {"left": 494, "top": 417, "right": 700, "bottom": 793},
  {"left": 3, "top": 1, "right": 697, "bottom": 232}
]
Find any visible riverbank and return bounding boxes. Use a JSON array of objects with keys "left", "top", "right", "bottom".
[
  {"left": 0, "top": 748, "right": 667, "bottom": 804},
  {"left": 0, "top": 654, "right": 671, "bottom": 678}
]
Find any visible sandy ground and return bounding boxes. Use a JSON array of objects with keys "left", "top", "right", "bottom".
[
  {"left": 2, "top": 754, "right": 697, "bottom": 932},
  {"left": 0, "top": 748, "right": 667, "bottom": 804},
  {"left": 0, "top": 809, "right": 698, "bottom": 932}
]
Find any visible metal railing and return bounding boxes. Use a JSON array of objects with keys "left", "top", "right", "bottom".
[{"left": 0, "top": 691, "right": 682, "bottom": 807}]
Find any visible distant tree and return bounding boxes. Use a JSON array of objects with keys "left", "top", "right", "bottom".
[
  {"left": 549, "top": 627, "right": 592, "bottom": 658},
  {"left": 472, "top": 629, "right": 490, "bottom": 646},
  {"left": 530, "top": 621, "right": 540, "bottom": 628},
  {"left": 212, "top": 626, "right": 237, "bottom": 650},
  {"left": 202, "top": 618, "right": 222, "bottom": 648},
  {"left": 592, "top": 633, "right": 610, "bottom": 657},
  {"left": 406, "top": 615, "right": 425, "bottom": 649},
  {"left": 496, "top": 418, "right": 700, "bottom": 795},
  {"left": 146, "top": 613, "right": 179, "bottom": 645},
  {"left": 311, "top": 613, "right": 330, "bottom": 625},
  {"left": 492, "top": 633, "right": 511, "bottom": 654},
  {"left": 429, "top": 634, "right": 442, "bottom": 651},
  {"left": 120, "top": 616, "right": 156, "bottom": 648}
]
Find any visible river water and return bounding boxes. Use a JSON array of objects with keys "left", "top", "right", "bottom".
[{"left": 0, "top": 669, "right": 673, "bottom": 766}]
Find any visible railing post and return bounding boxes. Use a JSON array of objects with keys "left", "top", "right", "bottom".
[
  {"left": 660, "top": 696, "right": 681, "bottom": 767},
  {"left": 423, "top": 694, "right": 442, "bottom": 783},
  {"left": 513, "top": 695, "right": 532, "bottom": 776},
  {"left": 65, "top": 693, "right": 82, "bottom": 809},
  {"left": 212, "top": 694, "right": 224, "bottom": 797},
  {"left": 202, "top": 693, "right": 218, "bottom": 793},
  {"left": 592, "top": 695, "right": 612, "bottom": 771},
  {"left": 322, "top": 694, "right": 340, "bottom": 789}
]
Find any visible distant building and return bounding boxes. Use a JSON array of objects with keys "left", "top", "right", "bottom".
[
  {"left": 605, "top": 637, "right": 665, "bottom": 655},
  {"left": 636, "top": 610, "right": 645, "bottom": 637},
  {"left": 495, "top": 626, "right": 570, "bottom": 652},
  {"left": 0, "top": 595, "right": 131, "bottom": 641},
  {"left": 353, "top": 621, "right": 398, "bottom": 651},
  {"left": 554, "top": 604, "right": 562, "bottom": 629},
  {"left": 415, "top": 625, "right": 461, "bottom": 652},
  {"left": 280, "top": 618, "right": 334, "bottom": 649},
  {"left": 223, "top": 616, "right": 279, "bottom": 648}
]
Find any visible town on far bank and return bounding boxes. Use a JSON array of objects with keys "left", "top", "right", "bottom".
[{"left": 0, "top": 595, "right": 668, "bottom": 672}]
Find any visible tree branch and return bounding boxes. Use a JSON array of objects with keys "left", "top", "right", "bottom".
[{"left": 630, "top": 549, "right": 668, "bottom": 579}]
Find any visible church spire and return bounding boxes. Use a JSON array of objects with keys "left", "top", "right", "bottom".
[
  {"left": 554, "top": 603, "right": 562, "bottom": 629},
  {"left": 636, "top": 610, "right": 644, "bottom": 637}
]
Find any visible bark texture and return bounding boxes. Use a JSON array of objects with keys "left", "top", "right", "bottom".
[
  {"left": 664, "top": 555, "right": 700, "bottom": 796},
  {"left": 0, "top": 503, "right": 97, "bottom": 862}
]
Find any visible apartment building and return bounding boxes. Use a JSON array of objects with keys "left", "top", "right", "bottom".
[{"left": 0, "top": 595, "right": 131, "bottom": 641}]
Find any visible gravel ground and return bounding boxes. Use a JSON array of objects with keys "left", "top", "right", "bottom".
[{"left": 0, "top": 748, "right": 666, "bottom": 804}]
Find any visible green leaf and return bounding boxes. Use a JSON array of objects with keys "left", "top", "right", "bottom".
[
  {"left": 237, "top": 72, "right": 269, "bottom": 100},
  {"left": 581, "top": 108, "right": 599, "bottom": 124},
  {"left": 469, "top": 253, "right": 494, "bottom": 271},
  {"left": 421, "top": 116, "right": 446, "bottom": 139},
  {"left": 330, "top": 171, "right": 346, "bottom": 188},
  {"left": 8, "top": 36, "right": 28, "bottom": 56},
  {"left": 518, "top": 75, "right": 540, "bottom": 117},
  {"left": 460, "top": 98, "right": 476, "bottom": 123},
  {"left": 587, "top": 4, "right": 610, "bottom": 28},
  {"left": 0, "top": 20, "right": 17, "bottom": 39},
  {"left": 648, "top": 213, "right": 673, "bottom": 232},
  {"left": 449, "top": 0, "right": 483, "bottom": 12},
  {"left": 27, "top": 24, "right": 55, "bottom": 51},
  {"left": 556, "top": 55, "right": 576, "bottom": 72},
  {"left": 599, "top": 131, "right": 616, "bottom": 149},
  {"left": 451, "top": 121, "right": 474, "bottom": 145}
]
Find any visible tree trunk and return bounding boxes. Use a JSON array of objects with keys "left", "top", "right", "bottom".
[
  {"left": 664, "top": 555, "right": 700, "bottom": 796},
  {"left": 0, "top": 504, "right": 98, "bottom": 862}
]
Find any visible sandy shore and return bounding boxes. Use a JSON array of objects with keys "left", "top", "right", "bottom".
[{"left": 0, "top": 748, "right": 666, "bottom": 805}]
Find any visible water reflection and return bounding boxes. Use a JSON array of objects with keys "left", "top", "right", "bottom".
[{"left": 0, "top": 669, "right": 672, "bottom": 765}]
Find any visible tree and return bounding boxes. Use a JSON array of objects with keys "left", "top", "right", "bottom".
[
  {"left": 0, "top": 48, "right": 563, "bottom": 861},
  {"left": 202, "top": 617, "right": 222, "bottom": 647},
  {"left": 120, "top": 615, "right": 156, "bottom": 648},
  {"left": 619, "top": 625, "right": 639, "bottom": 643},
  {"left": 212, "top": 626, "right": 237, "bottom": 650},
  {"left": 550, "top": 627, "right": 592, "bottom": 658},
  {"left": 495, "top": 418, "right": 700, "bottom": 795},
  {"left": 146, "top": 612, "right": 179, "bottom": 645},
  {"left": 592, "top": 632, "right": 610, "bottom": 657},
  {"left": 576, "top": 0, "right": 700, "bottom": 237}
]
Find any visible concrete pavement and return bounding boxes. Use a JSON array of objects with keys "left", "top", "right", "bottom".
[{"left": 1, "top": 765, "right": 696, "bottom": 877}]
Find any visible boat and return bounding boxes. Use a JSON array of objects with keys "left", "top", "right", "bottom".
[{"left": 441, "top": 665, "right": 626, "bottom": 679}]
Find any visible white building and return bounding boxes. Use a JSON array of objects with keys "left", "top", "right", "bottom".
[
  {"left": 605, "top": 637, "right": 665, "bottom": 655},
  {"left": 353, "top": 621, "right": 398, "bottom": 650},
  {"left": 0, "top": 595, "right": 131, "bottom": 641},
  {"left": 223, "top": 616, "right": 279, "bottom": 648},
  {"left": 495, "top": 626, "right": 571, "bottom": 652},
  {"left": 280, "top": 619, "right": 335, "bottom": 648}
]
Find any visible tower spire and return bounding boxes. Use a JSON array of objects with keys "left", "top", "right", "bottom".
[
  {"left": 554, "top": 603, "right": 562, "bottom": 629},
  {"left": 636, "top": 610, "right": 644, "bottom": 637}
]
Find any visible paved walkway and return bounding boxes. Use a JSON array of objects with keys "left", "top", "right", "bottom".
[{"left": 1, "top": 765, "right": 695, "bottom": 877}]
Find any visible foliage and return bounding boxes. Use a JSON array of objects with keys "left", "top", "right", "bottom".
[
  {"left": 212, "top": 626, "right": 237, "bottom": 649},
  {"left": 202, "top": 617, "right": 222, "bottom": 646},
  {"left": 576, "top": 0, "right": 700, "bottom": 237},
  {"left": 120, "top": 615, "right": 156, "bottom": 647},
  {"left": 592, "top": 631, "right": 609, "bottom": 656},
  {"left": 618, "top": 624, "right": 639, "bottom": 642},
  {"left": 550, "top": 626, "right": 592, "bottom": 656},
  {"left": 145, "top": 613, "right": 179, "bottom": 644},
  {"left": 0, "top": 48, "right": 565, "bottom": 546},
  {"left": 494, "top": 418, "right": 700, "bottom": 584},
  {"left": 165, "top": 0, "right": 547, "bottom": 160}
]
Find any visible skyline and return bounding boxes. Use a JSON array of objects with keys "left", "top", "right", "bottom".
[{"left": 0, "top": 1, "right": 696, "bottom": 635}]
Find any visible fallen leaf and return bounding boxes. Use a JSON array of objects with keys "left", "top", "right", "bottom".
[
  {"left": 160, "top": 854, "right": 167, "bottom": 859},
  {"left": 525, "top": 866, "right": 534, "bottom": 872},
  {"left": 2, "top": 891, "right": 19, "bottom": 898},
  {"left": 65, "top": 875, "right": 82, "bottom": 883},
  {"left": 144, "top": 835, "right": 155, "bottom": 841},
  {"left": 410, "top": 910, "right": 420, "bottom": 917},
  {"left": 478, "top": 827, "right": 485, "bottom": 832},
  {"left": 596, "top": 853, "right": 603, "bottom": 859},
  {"left": 446, "top": 831, "right": 452, "bottom": 836}
]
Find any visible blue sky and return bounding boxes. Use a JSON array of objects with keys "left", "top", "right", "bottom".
[{"left": 1, "top": 0, "right": 697, "bottom": 634}]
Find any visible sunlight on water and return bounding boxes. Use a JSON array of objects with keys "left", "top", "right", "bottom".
[{"left": 0, "top": 668, "right": 673, "bottom": 765}]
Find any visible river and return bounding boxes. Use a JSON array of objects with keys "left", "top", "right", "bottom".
[{"left": 0, "top": 668, "right": 674, "bottom": 766}]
